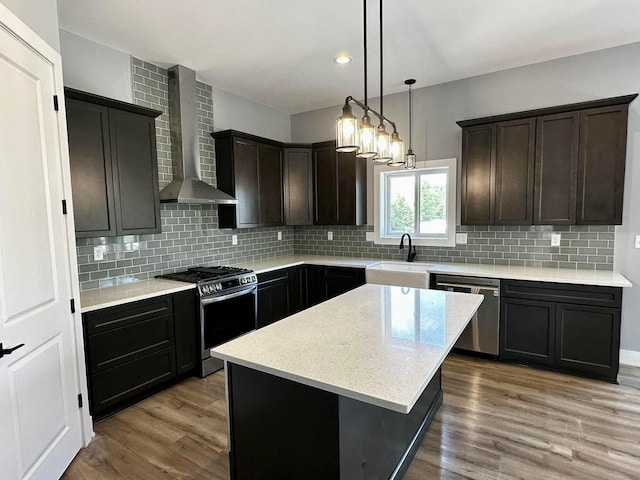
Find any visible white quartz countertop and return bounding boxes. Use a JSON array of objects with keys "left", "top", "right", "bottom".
[
  {"left": 80, "top": 278, "right": 196, "bottom": 313},
  {"left": 79, "top": 255, "right": 630, "bottom": 312},
  {"left": 211, "top": 284, "right": 483, "bottom": 414},
  {"left": 234, "top": 255, "right": 376, "bottom": 274}
]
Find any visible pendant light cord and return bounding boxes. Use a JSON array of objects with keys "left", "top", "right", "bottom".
[
  {"left": 379, "top": 0, "right": 383, "bottom": 119},
  {"left": 363, "top": 0, "right": 368, "bottom": 108},
  {"left": 409, "top": 83, "right": 412, "bottom": 150}
]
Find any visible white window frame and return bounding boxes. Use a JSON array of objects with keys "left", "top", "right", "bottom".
[{"left": 373, "top": 158, "right": 457, "bottom": 247}]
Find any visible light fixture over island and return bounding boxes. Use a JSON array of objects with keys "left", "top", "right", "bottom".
[{"left": 211, "top": 284, "right": 483, "bottom": 479}]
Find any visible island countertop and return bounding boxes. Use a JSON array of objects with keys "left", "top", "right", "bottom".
[{"left": 211, "top": 284, "right": 483, "bottom": 414}]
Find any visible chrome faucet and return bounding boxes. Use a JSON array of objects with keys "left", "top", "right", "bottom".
[{"left": 399, "top": 233, "right": 417, "bottom": 262}]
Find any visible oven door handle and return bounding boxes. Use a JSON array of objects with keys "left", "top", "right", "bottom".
[{"left": 200, "top": 286, "right": 257, "bottom": 305}]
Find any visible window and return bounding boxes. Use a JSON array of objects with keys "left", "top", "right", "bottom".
[{"left": 373, "top": 158, "right": 457, "bottom": 247}]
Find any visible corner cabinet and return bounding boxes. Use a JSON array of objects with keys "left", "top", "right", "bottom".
[
  {"left": 458, "top": 94, "right": 637, "bottom": 225},
  {"left": 65, "top": 88, "right": 162, "bottom": 238},
  {"left": 500, "top": 279, "right": 622, "bottom": 382},
  {"left": 212, "top": 130, "right": 284, "bottom": 229},
  {"left": 313, "top": 141, "right": 367, "bottom": 226}
]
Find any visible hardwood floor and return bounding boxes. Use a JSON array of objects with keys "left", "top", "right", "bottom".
[{"left": 62, "top": 355, "right": 640, "bottom": 479}]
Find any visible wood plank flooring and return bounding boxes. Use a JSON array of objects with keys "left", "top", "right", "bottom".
[{"left": 62, "top": 355, "right": 640, "bottom": 480}]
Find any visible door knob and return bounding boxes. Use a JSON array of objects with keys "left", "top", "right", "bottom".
[{"left": 0, "top": 343, "right": 25, "bottom": 359}]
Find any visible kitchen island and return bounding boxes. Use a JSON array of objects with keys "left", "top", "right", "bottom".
[{"left": 211, "top": 284, "right": 483, "bottom": 480}]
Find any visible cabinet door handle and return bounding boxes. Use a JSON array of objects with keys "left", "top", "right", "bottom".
[{"left": 0, "top": 343, "right": 25, "bottom": 359}]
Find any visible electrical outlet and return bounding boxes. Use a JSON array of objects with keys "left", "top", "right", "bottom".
[
  {"left": 93, "top": 246, "right": 107, "bottom": 261},
  {"left": 232, "top": 234, "right": 238, "bottom": 246},
  {"left": 550, "top": 233, "right": 561, "bottom": 247},
  {"left": 455, "top": 233, "right": 467, "bottom": 245},
  {"left": 327, "top": 231, "right": 333, "bottom": 241},
  {"left": 278, "top": 231, "right": 282, "bottom": 241},
  {"left": 365, "top": 232, "right": 375, "bottom": 242},
  {"left": 635, "top": 234, "right": 640, "bottom": 249}
]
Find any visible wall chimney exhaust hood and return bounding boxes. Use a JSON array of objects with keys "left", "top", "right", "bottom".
[{"left": 159, "top": 65, "right": 237, "bottom": 204}]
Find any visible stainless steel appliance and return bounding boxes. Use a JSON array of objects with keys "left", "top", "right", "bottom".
[
  {"left": 158, "top": 266, "right": 257, "bottom": 376},
  {"left": 435, "top": 275, "right": 500, "bottom": 356}
]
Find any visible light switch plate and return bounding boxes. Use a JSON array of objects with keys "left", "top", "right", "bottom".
[
  {"left": 550, "top": 233, "right": 561, "bottom": 247},
  {"left": 455, "top": 233, "right": 467, "bottom": 245},
  {"left": 327, "top": 231, "right": 333, "bottom": 241},
  {"left": 635, "top": 234, "right": 640, "bottom": 249},
  {"left": 232, "top": 234, "right": 238, "bottom": 246},
  {"left": 277, "top": 231, "right": 282, "bottom": 241},
  {"left": 93, "top": 246, "right": 107, "bottom": 261},
  {"left": 365, "top": 232, "right": 375, "bottom": 242}
]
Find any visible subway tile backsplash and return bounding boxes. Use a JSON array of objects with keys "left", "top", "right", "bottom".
[
  {"left": 293, "top": 225, "right": 615, "bottom": 271},
  {"left": 74, "top": 58, "right": 616, "bottom": 292}
]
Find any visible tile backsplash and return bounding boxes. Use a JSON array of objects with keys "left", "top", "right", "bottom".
[
  {"left": 294, "top": 225, "right": 615, "bottom": 271},
  {"left": 74, "top": 57, "right": 616, "bottom": 292}
]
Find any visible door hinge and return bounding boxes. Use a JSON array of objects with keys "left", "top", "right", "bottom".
[
  {"left": 78, "top": 394, "right": 83, "bottom": 408},
  {"left": 53, "top": 95, "right": 59, "bottom": 111},
  {"left": 70, "top": 298, "right": 76, "bottom": 314},
  {"left": 62, "top": 199, "right": 68, "bottom": 215}
]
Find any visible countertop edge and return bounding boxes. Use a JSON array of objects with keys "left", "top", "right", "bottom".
[{"left": 80, "top": 280, "right": 196, "bottom": 313}]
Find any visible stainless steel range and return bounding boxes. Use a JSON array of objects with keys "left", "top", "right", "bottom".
[{"left": 158, "top": 266, "right": 257, "bottom": 377}]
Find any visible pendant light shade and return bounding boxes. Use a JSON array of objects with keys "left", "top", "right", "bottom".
[
  {"left": 374, "top": 123, "right": 390, "bottom": 162},
  {"left": 336, "top": 102, "right": 360, "bottom": 152},
  {"left": 357, "top": 111, "right": 377, "bottom": 158},
  {"left": 387, "top": 129, "right": 405, "bottom": 166},
  {"left": 404, "top": 78, "right": 417, "bottom": 169}
]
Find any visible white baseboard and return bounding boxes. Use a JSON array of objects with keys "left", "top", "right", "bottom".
[{"left": 620, "top": 349, "right": 640, "bottom": 367}]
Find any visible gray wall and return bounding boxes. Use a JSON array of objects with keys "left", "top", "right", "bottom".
[
  {"left": 58, "top": 31, "right": 290, "bottom": 141},
  {"left": 213, "top": 87, "right": 291, "bottom": 142},
  {"left": 2, "top": 0, "right": 60, "bottom": 51},
  {"left": 291, "top": 42, "right": 640, "bottom": 356},
  {"left": 60, "top": 30, "right": 132, "bottom": 102}
]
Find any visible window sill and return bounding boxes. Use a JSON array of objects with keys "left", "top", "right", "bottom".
[{"left": 370, "top": 234, "right": 456, "bottom": 247}]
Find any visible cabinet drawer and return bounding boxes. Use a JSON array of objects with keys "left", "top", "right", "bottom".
[
  {"left": 501, "top": 280, "right": 621, "bottom": 308},
  {"left": 84, "top": 295, "right": 173, "bottom": 335},
  {"left": 257, "top": 269, "right": 290, "bottom": 286},
  {"left": 90, "top": 347, "right": 176, "bottom": 415},
  {"left": 88, "top": 313, "right": 174, "bottom": 372}
]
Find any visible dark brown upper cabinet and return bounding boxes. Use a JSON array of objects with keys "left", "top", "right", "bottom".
[
  {"left": 577, "top": 105, "right": 629, "bottom": 225},
  {"left": 283, "top": 147, "right": 313, "bottom": 225},
  {"left": 461, "top": 124, "right": 496, "bottom": 225},
  {"left": 458, "top": 94, "right": 636, "bottom": 226},
  {"left": 212, "top": 130, "right": 284, "bottom": 229},
  {"left": 312, "top": 141, "right": 367, "bottom": 226},
  {"left": 534, "top": 112, "right": 579, "bottom": 225},
  {"left": 495, "top": 119, "right": 535, "bottom": 225},
  {"left": 65, "top": 88, "right": 162, "bottom": 238}
]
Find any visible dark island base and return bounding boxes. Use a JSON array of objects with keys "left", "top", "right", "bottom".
[{"left": 227, "top": 363, "right": 443, "bottom": 480}]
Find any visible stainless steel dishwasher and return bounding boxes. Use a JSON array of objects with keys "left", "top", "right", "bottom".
[{"left": 435, "top": 275, "right": 500, "bottom": 356}]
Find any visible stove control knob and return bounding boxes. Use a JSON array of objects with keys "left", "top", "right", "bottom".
[
  {"left": 216, "top": 283, "right": 222, "bottom": 292},
  {"left": 240, "top": 277, "right": 246, "bottom": 285}
]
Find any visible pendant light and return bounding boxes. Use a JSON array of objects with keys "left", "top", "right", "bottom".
[
  {"left": 372, "top": 0, "right": 393, "bottom": 163},
  {"left": 336, "top": 0, "right": 403, "bottom": 164},
  {"left": 404, "top": 78, "right": 416, "bottom": 170},
  {"left": 357, "top": 0, "right": 377, "bottom": 158}
]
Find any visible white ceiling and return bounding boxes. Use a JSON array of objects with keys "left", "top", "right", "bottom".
[{"left": 57, "top": 0, "right": 640, "bottom": 115}]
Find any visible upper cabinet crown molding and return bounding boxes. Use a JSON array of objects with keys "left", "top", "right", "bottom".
[
  {"left": 456, "top": 94, "right": 638, "bottom": 128},
  {"left": 459, "top": 94, "right": 637, "bottom": 226}
]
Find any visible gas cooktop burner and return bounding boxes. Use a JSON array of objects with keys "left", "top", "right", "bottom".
[{"left": 157, "top": 265, "right": 253, "bottom": 284}]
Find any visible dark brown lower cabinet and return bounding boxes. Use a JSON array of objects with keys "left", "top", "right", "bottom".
[
  {"left": 500, "top": 298, "right": 555, "bottom": 366},
  {"left": 257, "top": 269, "right": 291, "bottom": 329},
  {"left": 257, "top": 265, "right": 366, "bottom": 328},
  {"left": 83, "top": 291, "right": 198, "bottom": 419},
  {"left": 499, "top": 280, "right": 621, "bottom": 382}
]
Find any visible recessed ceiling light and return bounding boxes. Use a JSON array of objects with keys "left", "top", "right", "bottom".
[{"left": 334, "top": 55, "right": 352, "bottom": 65}]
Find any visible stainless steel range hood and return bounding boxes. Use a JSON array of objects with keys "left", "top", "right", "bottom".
[{"left": 159, "top": 65, "right": 237, "bottom": 204}]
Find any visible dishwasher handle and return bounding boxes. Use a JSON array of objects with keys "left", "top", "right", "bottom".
[{"left": 436, "top": 281, "right": 499, "bottom": 292}]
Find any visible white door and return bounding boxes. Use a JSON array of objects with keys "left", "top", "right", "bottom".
[{"left": 0, "top": 5, "right": 85, "bottom": 479}]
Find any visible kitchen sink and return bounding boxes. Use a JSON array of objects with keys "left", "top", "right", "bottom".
[{"left": 365, "top": 261, "right": 432, "bottom": 289}]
